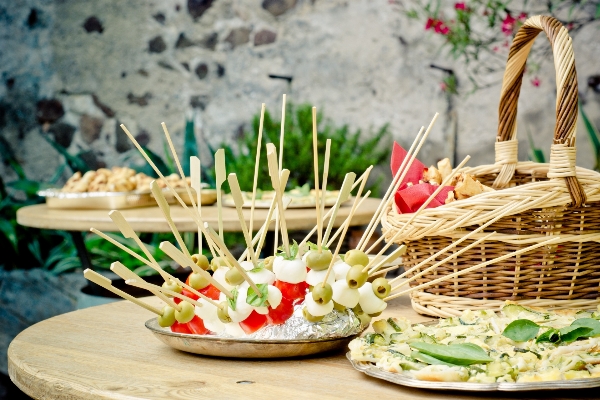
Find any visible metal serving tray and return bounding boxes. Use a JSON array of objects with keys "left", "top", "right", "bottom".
[{"left": 39, "top": 188, "right": 155, "bottom": 209}]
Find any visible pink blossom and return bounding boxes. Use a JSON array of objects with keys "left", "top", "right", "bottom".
[
  {"left": 531, "top": 77, "right": 541, "bottom": 87},
  {"left": 454, "top": 2, "right": 466, "bottom": 11},
  {"left": 502, "top": 14, "right": 516, "bottom": 36},
  {"left": 440, "top": 82, "right": 448, "bottom": 92},
  {"left": 434, "top": 20, "right": 450, "bottom": 35},
  {"left": 518, "top": 12, "right": 527, "bottom": 22},
  {"left": 425, "top": 18, "right": 436, "bottom": 30},
  {"left": 492, "top": 46, "right": 499, "bottom": 52},
  {"left": 567, "top": 22, "right": 574, "bottom": 31}
]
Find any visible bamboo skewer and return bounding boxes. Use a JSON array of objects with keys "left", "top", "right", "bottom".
[
  {"left": 366, "top": 244, "right": 407, "bottom": 276},
  {"left": 83, "top": 269, "right": 163, "bottom": 315},
  {"left": 126, "top": 279, "right": 203, "bottom": 308},
  {"left": 190, "top": 156, "right": 203, "bottom": 254},
  {"left": 214, "top": 149, "right": 226, "bottom": 240},
  {"left": 204, "top": 224, "right": 263, "bottom": 297},
  {"left": 358, "top": 113, "right": 439, "bottom": 251},
  {"left": 108, "top": 210, "right": 171, "bottom": 282},
  {"left": 273, "top": 94, "right": 287, "bottom": 255},
  {"left": 384, "top": 236, "right": 563, "bottom": 302},
  {"left": 266, "top": 144, "right": 291, "bottom": 256},
  {"left": 312, "top": 106, "right": 323, "bottom": 252},
  {"left": 249, "top": 103, "right": 266, "bottom": 242},
  {"left": 120, "top": 124, "right": 218, "bottom": 259},
  {"left": 321, "top": 138, "right": 332, "bottom": 233},
  {"left": 364, "top": 155, "right": 472, "bottom": 269},
  {"left": 228, "top": 173, "right": 258, "bottom": 265},
  {"left": 387, "top": 198, "right": 530, "bottom": 286},
  {"left": 158, "top": 241, "right": 232, "bottom": 298},
  {"left": 326, "top": 190, "right": 371, "bottom": 249},
  {"left": 322, "top": 166, "right": 373, "bottom": 285},
  {"left": 110, "top": 262, "right": 181, "bottom": 311}
]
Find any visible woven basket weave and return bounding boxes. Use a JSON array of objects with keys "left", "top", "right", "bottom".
[{"left": 381, "top": 16, "right": 600, "bottom": 318}]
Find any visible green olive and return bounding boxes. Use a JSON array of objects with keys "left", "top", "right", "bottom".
[
  {"left": 306, "top": 249, "right": 332, "bottom": 271},
  {"left": 225, "top": 268, "right": 244, "bottom": 286},
  {"left": 191, "top": 254, "right": 210, "bottom": 270},
  {"left": 174, "top": 301, "right": 195, "bottom": 324},
  {"left": 346, "top": 265, "right": 368, "bottom": 289},
  {"left": 371, "top": 277, "right": 391, "bottom": 299},
  {"left": 162, "top": 280, "right": 183, "bottom": 295},
  {"left": 211, "top": 256, "right": 228, "bottom": 272},
  {"left": 263, "top": 256, "right": 275, "bottom": 272},
  {"left": 217, "top": 301, "right": 232, "bottom": 323},
  {"left": 188, "top": 272, "right": 210, "bottom": 290},
  {"left": 303, "top": 307, "right": 324, "bottom": 323},
  {"left": 332, "top": 300, "right": 347, "bottom": 312},
  {"left": 356, "top": 312, "right": 372, "bottom": 327},
  {"left": 344, "top": 249, "right": 370, "bottom": 268},
  {"left": 157, "top": 306, "right": 176, "bottom": 327},
  {"left": 312, "top": 282, "right": 333, "bottom": 305},
  {"left": 352, "top": 303, "right": 364, "bottom": 314}
]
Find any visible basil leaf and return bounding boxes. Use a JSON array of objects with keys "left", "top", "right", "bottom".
[
  {"left": 307, "top": 241, "right": 329, "bottom": 251},
  {"left": 409, "top": 342, "right": 493, "bottom": 365},
  {"left": 536, "top": 328, "right": 560, "bottom": 343},
  {"left": 559, "top": 326, "right": 593, "bottom": 343},
  {"left": 249, "top": 265, "right": 265, "bottom": 273},
  {"left": 411, "top": 351, "right": 460, "bottom": 367},
  {"left": 228, "top": 288, "right": 238, "bottom": 311},
  {"left": 277, "top": 240, "right": 300, "bottom": 260},
  {"left": 571, "top": 318, "right": 600, "bottom": 337},
  {"left": 502, "top": 319, "right": 540, "bottom": 342},
  {"left": 246, "top": 283, "right": 269, "bottom": 307}
]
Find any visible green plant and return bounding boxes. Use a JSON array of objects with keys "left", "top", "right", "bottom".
[
  {"left": 580, "top": 104, "right": 600, "bottom": 172},
  {"left": 206, "top": 103, "right": 392, "bottom": 196}
]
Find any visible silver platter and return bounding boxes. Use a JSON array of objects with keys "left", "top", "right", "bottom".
[
  {"left": 145, "top": 318, "right": 359, "bottom": 358},
  {"left": 347, "top": 353, "right": 600, "bottom": 391}
]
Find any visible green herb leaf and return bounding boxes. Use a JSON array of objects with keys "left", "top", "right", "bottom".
[
  {"left": 249, "top": 264, "right": 265, "bottom": 273},
  {"left": 409, "top": 342, "right": 493, "bottom": 365},
  {"left": 536, "top": 328, "right": 561, "bottom": 343},
  {"left": 559, "top": 326, "right": 594, "bottom": 343},
  {"left": 411, "top": 351, "right": 461, "bottom": 367},
  {"left": 571, "top": 318, "right": 600, "bottom": 337},
  {"left": 228, "top": 288, "right": 238, "bottom": 311},
  {"left": 246, "top": 283, "right": 269, "bottom": 307},
  {"left": 502, "top": 319, "right": 540, "bottom": 342}
]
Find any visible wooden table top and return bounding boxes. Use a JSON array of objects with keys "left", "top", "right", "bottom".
[
  {"left": 9, "top": 294, "right": 594, "bottom": 400},
  {"left": 16, "top": 198, "right": 381, "bottom": 233}
]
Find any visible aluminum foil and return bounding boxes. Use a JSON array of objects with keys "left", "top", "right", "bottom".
[{"left": 218, "top": 304, "right": 363, "bottom": 340}]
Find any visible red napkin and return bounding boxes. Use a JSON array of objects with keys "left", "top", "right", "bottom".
[{"left": 390, "top": 142, "right": 454, "bottom": 213}]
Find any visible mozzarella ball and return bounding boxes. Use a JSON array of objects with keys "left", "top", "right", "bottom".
[
  {"left": 331, "top": 279, "right": 359, "bottom": 308},
  {"left": 248, "top": 268, "right": 276, "bottom": 285},
  {"left": 239, "top": 260, "right": 254, "bottom": 271},
  {"left": 224, "top": 322, "right": 246, "bottom": 337},
  {"left": 304, "top": 294, "right": 334, "bottom": 317},
  {"left": 275, "top": 259, "right": 307, "bottom": 284},
  {"left": 333, "top": 261, "right": 352, "bottom": 281},
  {"left": 306, "top": 268, "right": 336, "bottom": 287},
  {"left": 267, "top": 285, "right": 282, "bottom": 309},
  {"left": 358, "top": 282, "right": 388, "bottom": 315},
  {"left": 229, "top": 287, "right": 253, "bottom": 323},
  {"left": 212, "top": 267, "right": 233, "bottom": 292},
  {"left": 272, "top": 256, "right": 286, "bottom": 276}
]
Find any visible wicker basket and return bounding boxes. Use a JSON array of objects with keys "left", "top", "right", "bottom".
[{"left": 381, "top": 15, "right": 600, "bottom": 318}]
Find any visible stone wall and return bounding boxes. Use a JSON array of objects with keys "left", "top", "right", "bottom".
[{"left": 1, "top": 0, "right": 600, "bottom": 187}]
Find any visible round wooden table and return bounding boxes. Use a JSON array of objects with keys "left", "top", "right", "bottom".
[
  {"left": 8, "top": 294, "right": 592, "bottom": 400},
  {"left": 16, "top": 198, "right": 381, "bottom": 232}
]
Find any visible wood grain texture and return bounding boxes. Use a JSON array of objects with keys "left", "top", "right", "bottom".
[
  {"left": 16, "top": 198, "right": 380, "bottom": 233},
  {"left": 9, "top": 294, "right": 597, "bottom": 399}
]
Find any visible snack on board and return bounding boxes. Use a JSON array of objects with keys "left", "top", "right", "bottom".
[{"left": 349, "top": 302, "right": 600, "bottom": 383}]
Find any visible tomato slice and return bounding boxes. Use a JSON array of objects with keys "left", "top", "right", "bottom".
[
  {"left": 199, "top": 284, "right": 221, "bottom": 300},
  {"left": 239, "top": 310, "right": 268, "bottom": 334},
  {"left": 187, "top": 315, "right": 210, "bottom": 335},
  {"left": 171, "top": 321, "right": 192, "bottom": 334},
  {"left": 181, "top": 288, "right": 200, "bottom": 301},
  {"left": 267, "top": 298, "right": 294, "bottom": 325},
  {"left": 274, "top": 280, "right": 308, "bottom": 304}
]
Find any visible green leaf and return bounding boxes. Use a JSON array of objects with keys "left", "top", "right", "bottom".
[
  {"left": 228, "top": 288, "right": 238, "bottom": 311},
  {"left": 249, "top": 265, "right": 265, "bottom": 273},
  {"left": 307, "top": 241, "right": 329, "bottom": 251},
  {"left": 0, "top": 218, "right": 17, "bottom": 251},
  {"left": 571, "top": 318, "right": 600, "bottom": 337},
  {"left": 559, "top": 326, "right": 594, "bottom": 343},
  {"left": 409, "top": 342, "right": 493, "bottom": 365},
  {"left": 278, "top": 240, "right": 300, "bottom": 260},
  {"left": 411, "top": 351, "right": 461, "bottom": 367},
  {"left": 580, "top": 105, "right": 600, "bottom": 171},
  {"left": 536, "top": 328, "right": 560, "bottom": 343},
  {"left": 42, "top": 135, "right": 90, "bottom": 173},
  {"left": 246, "top": 283, "right": 269, "bottom": 307},
  {"left": 502, "top": 319, "right": 540, "bottom": 342},
  {"left": 141, "top": 146, "right": 172, "bottom": 177},
  {"left": 182, "top": 119, "right": 198, "bottom": 177}
]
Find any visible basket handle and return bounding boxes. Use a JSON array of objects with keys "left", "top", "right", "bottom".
[{"left": 494, "top": 15, "right": 585, "bottom": 206}]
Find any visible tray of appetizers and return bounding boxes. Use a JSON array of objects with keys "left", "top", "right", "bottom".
[{"left": 348, "top": 304, "right": 600, "bottom": 391}]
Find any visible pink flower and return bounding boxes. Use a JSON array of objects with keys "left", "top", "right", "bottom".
[
  {"left": 502, "top": 14, "right": 516, "bottom": 35},
  {"left": 434, "top": 20, "right": 450, "bottom": 35},
  {"left": 567, "top": 22, "right": 574, "bottom": 31},
  {"left": 492, "top": 46, "right": 499, "bottom": 52},
  {"left": 425, "top": 17, "right": 436, "bottom": 30},
  {"left": 518, "top": 12, "right": 527, "bottom": 22},
  {"left": 440, "top": 82, "right": 448, "bottom": 92},
  {"left": 455, "top": 2, "right": 466, "bottom": 11},
  {"left": 531, "top": 77, "right": 541, "bottom": 87}
]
